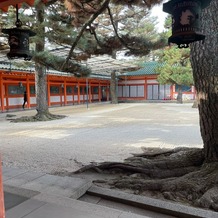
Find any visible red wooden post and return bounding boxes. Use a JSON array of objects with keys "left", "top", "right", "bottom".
[
  {"left": 0, "top": 73, "right": 4, "bottom": 112},
  {"left": 64, "top": 83, "right": 67, "bottom": 105},
  {"left": 78, "top": 83, "right": 80, "bottom": 104},
  {"left": 26, "top": 74, "right": 30, "bottom": 109},
  {"left": 0, "top": 156, "right": 5, "bottom": 218},
  {"left": 47, "top": 76, "right": 51, "bottom": 107}
]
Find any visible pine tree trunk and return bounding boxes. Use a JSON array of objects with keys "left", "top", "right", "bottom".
[
  {"left": 176, "top": 85, "right": 183, "bottom": 104},
  {"left": 110, "top": 71, "right": 118, "bottom": 104},
  {"left": 35, "top": 64, "right": 48, "bottom": 114},
  {"left": 35, "top": 3, "right": 49, "bottom": 117},
  {"left": 190, "top": 0, "right": 218, "bottom": 162},
  {"left": 110, "top": 50, "right": 118, "bottom": 104}
]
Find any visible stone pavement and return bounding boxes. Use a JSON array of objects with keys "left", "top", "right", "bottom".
[
  {"left": 3, "top": 166, "right": 218, "bottom": 218},
  {"left": 2, "top": 166, "right": 154, "bottom": 218}
]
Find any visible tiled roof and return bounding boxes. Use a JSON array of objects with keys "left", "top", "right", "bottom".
[
  {"left": 0, "top": 46, "right": 138, "bottom": 75},
  {"left": 49, "top": 46, "right": 139, "bottom": 73},
  {"left": 0, "top": 60, "right": 125, "bottom": 79},
  {"left": 0, "top": 61, "right": 35, "bottom": 73},
  {"left": 121, "top": 61, "right": 162, "bottom": 76}
]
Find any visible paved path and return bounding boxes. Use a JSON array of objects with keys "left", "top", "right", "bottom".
[
  {"left": 3, "top": 166, "right": 149, "bottom": 218},
  {"left": 3, "top": 166, "right": 218, "bottom": 218},
  {"left": 0, "top": 103, "right": 202, "bottom": 174}
]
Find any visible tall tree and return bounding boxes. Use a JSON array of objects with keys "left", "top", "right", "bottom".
[
  {"left": 4, "top": 1, "right": 92, "bottom": 120},
  {"left": 63, "top": 0, "right": 165, "bottom": 58},
  {"left": 82, "top": 3, "right": 166, "bottom": 103},
  {"left": 190, "top": 0, "right": 218, "bottom": 161},
  {"left": 74, "top": 1, "right": 218, "bottom": 211},
  {"left": 156, "top": 46, "right": 193, "bottom": 103},
  {"left": 34, "top": 2, "right": 50, "bottom": 119},
  {"left": 16, "top": 0, "right": 165, "bottom": 115},
  {"left": 32, "top": 1, "right": 92, "bottom": 120}
]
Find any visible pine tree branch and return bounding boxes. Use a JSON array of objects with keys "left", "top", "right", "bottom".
[
  {"left": 44, "top": 0, "right": 59, "bottom": 6},
  {"left": 61, "top": 0, "right": 110, "bottom": 71},
  {"left": 107, "top": 5, "right": 132, "bottom": 50},
  {"left": 87, "top": 25, "right": 115, "bottom": 55},
  {"left": 34, "top": 51, "right": 91, "bottom": 76},
  {"left": 107, "top": 5, "right": 165, "bottom": 56}
]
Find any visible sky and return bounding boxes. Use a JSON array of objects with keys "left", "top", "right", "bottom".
[{"left": 150, "top": 2, "right": 168, "bottom": 32}]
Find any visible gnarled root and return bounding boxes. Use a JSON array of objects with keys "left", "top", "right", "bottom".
[
  {"left": 73, "top": 147, "right": 218, "bottom": 211},
  {"left": 10, "top": 111, "right": 66, "bottom": 122},
  {"left": 74, "top": 147, "right": 204, "bottom": 179}
]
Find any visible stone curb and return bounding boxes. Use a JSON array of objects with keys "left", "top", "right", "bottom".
[
  {"left": 32, "top": 193, "right": 148, "bottom": 218},
  {"left": 4, "top": 185, "right": 40, "bottom": 199},
  {"left": 87, "top": 186, "right": 218, "bottom": 218}
]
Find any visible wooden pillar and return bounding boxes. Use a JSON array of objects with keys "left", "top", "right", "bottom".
[
  {"left": 144, "top": 78, "right": 147, "bottom": 100},
  {"left": 47, "top": 76, "right": 51, "bottom": 106},
  {"left": 98, "top": 83, "right": 101, "bottom": 102},
  {"left": 171, "top": 85, "right": 174, "bottom": 100},
  {"left": 78, "top": 82, "right": 80, "bottom": 104},
  {"left": 60, "top": 85, "right": 62, "bottom": 106},
  {"left": 64, "top": 82, "right": 67, "bottom": 105},
  {"left": 72, "top": 85, "right": 75, "bottom": 105},
  {"left": 5, "top": 85, "right": 9, "bottom": 110},
  {"left": 26, "top": 75, "right": 30, "bottom": 108},
  {"left": 88, "top": 82, "right": 92, "bottom": 103},
  {"left": 0, "top": 156, "right": 5, "bottom": 218},
  {"left": 0, "top": 73, "right": 4, "bottom": 112}
]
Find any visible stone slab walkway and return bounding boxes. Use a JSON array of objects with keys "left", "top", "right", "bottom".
[
  {"left": 3, "top": 166, "right": 218, "bottom": 218},
  {"left": 3, "top": 166, "right": 149, "bottom": 218}
]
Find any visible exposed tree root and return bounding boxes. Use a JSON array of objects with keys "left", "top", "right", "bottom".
[
  {"left": 73, "top": 147, "right": 218, "bottom": 212},
  {"left": 74, "top": 147, "right": 204, "bottom": 178},
  {"left": 9, "top": 111, "right": 66, "bottom": 122}
]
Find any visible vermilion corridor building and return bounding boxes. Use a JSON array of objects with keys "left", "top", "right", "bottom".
[
  {"left": 118, "top": 62, "right": 195, "bottom": 102},
  {"left": 0, "top": 61, "right": 196, "bottom": 112},
  {"left": 0, "top": 61, "right": 111, "bottom": 111}
]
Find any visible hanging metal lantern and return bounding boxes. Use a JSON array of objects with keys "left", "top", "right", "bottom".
[
  {"left": 163, "top": 0, "right": 212, "bottom": 48},
  {"left": 2, "top": 4, "right": 36, "bottom": 60}
]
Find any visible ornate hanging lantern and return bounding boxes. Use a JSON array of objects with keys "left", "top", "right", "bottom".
[
  {"left": 2, "top": 4, "right": 36, "bottom": 60},
  {"left": 163, "top": 0, "right": 212, "bottom": 48}
]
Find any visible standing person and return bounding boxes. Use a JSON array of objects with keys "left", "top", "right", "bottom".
[{"left": 22, "top": 91, "right": 27, "bottom": 109}]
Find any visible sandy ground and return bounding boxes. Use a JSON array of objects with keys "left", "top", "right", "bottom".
[{"left": 0, "top": 103, "right": 203, "bottom": 175}]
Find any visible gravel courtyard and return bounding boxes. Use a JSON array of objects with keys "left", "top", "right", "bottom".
[{"left": 0, "top": 103, "right": 203, "bottom": 174}]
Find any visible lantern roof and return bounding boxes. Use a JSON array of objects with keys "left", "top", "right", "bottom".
[
  {"left": 2, "top": 27, "right": 36, "bottom": 36},
  {"left": 163, "top": 0, "right": 212, "bottom": 14}
]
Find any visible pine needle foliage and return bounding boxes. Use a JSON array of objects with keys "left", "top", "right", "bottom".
[
  {"left": 2, "top": 0, "right": 166, "bottom": 74},
  {"left": 156, "top": 46, "right": 193, "bottom": 86},
  {"left": 34, "top": 51, "right": 91, "bottom": 75}
]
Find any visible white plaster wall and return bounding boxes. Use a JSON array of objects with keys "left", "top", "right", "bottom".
[{"left": 8, "top": 97, "right": 23, "bottom": 106}]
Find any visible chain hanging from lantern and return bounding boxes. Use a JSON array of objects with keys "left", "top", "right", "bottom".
[
  {"left": 2, "top": 4, "right": 36, "bottom": 60},
  {"left": 163, "top": 0, "right": 212, "bottom": 48}
]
